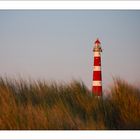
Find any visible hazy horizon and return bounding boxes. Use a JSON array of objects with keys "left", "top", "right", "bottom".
[{"left": 0, "top": 10, "right": 140, "bottom": 90}]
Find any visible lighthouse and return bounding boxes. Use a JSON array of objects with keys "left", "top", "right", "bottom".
[{"left": 92, "top": 39, "right": 102, "bottom": 96}]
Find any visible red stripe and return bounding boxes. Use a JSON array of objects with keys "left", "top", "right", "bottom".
[
  {"left": 94, "top": 57, "right": 101, "bottom": 66},
  {"left": 92, "top": 86, "right": 102, "bottom": 96},
  {"left": 93, "top": 71, "right": 102, "bottom": 80}
]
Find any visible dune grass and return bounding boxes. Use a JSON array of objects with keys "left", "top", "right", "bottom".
[{"left": 0, "top": 77, "right": 139, "bottom": 130}]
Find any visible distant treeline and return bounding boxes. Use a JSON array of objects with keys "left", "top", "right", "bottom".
[{"left": 0, "top": 77, "right": 140, "bottom": 130}]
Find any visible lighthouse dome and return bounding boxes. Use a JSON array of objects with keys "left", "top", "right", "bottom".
[{"left": 93, "top": 39, "right": 102, "bottom": 52}]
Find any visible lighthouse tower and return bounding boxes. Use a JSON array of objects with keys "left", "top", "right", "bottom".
[{"left": 92, "top": 39, "right": 102, "bottom": 96}]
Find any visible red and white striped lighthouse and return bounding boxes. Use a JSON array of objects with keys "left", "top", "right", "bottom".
[{"left": 92, "top": 38, "right": 102, "bottom": 96}]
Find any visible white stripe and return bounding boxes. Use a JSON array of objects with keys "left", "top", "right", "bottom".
[
  {"left": 94, "top": 52, "right": 101, "bottom": 57},
  {"left": 93, "top": 66, "right": 101, "bottom": 71},
  {"left": 93, "top": 81, "right": 102, "bottom": 86}
]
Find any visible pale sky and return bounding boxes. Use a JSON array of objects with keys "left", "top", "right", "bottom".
[{"left": 0, "top": 10, "right": 140, "bottom": 90}]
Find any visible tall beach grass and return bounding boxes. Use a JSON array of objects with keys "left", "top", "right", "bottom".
[{"left": 0, "top": 77, "right": 139, "bottom": 130}]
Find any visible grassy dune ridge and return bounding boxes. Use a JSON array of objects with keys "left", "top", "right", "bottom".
[{"left": 0, "top": 77, "right": 140, "bottom": 130}]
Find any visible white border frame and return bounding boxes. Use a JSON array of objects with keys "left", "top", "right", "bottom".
[
  {"left": 0, "top": 1, "right": 140, "bottom": 9},
  {"left": 0, "top": 131, "right": 140, "bottom": 139}
]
